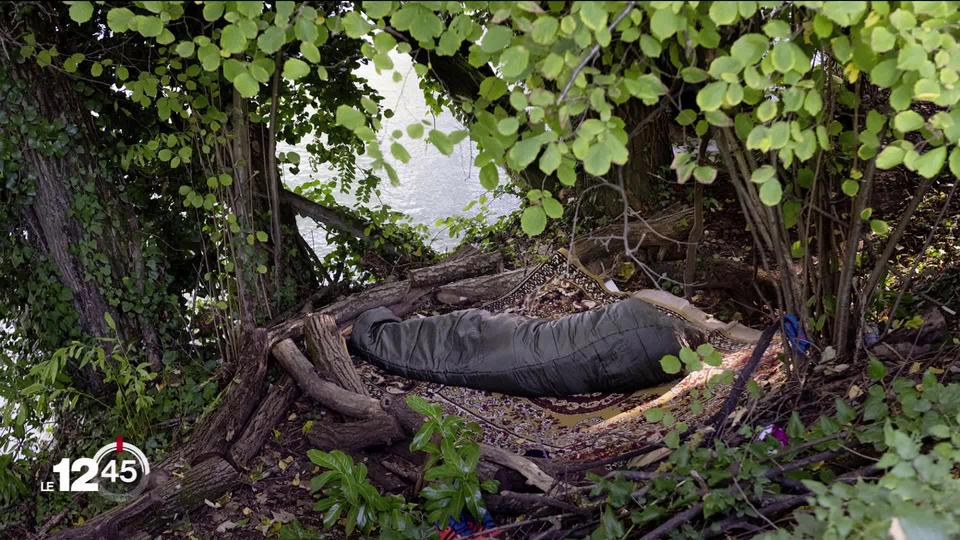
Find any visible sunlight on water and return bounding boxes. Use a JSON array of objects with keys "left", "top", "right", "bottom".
[{"left": 280, "top": 52, "right": 520, "bottom": 254}]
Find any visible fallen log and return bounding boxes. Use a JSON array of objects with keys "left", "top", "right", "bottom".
[
  {"left": 49, "top": 456, "right": 238, "bottom": 540},
  {"left": 306, "top": 414, "right": 407, "bottom": 452},
  {"left": 269, "top": 258, "right": 531, "bottom": 342},
  {"left": 305, "top": 313, "right": 369, "bottom": 395},
  {"left": 436, "top": 267, "right": 530, "bottom": 306},
  {"left": 408, "top": 251, "right": 503, "bottom": 288},
  {"left": 272, "top": 338, "right": 383, "bottom": 418},
  {"left": 269, "top": 280, "right": 428, "bottom": 343},
  {"left": 571, "top": 205, "right": 693, "bottom": 264},
  {"left": 229, "top": 375, "right": 301, "bottom": 469},
  {"left": 181, "top": 328, "right": 269, "bottom": 458}
]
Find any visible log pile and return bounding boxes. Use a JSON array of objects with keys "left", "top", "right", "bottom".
[{"left": 49, "top": 212, "right": 693, "bottom": 538}]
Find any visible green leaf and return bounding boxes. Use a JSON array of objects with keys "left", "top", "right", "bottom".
[
  {"left": 679, "top": 347, "right": 699, "bottom": 366},
  {"left": 220, "top": 24, "right": 247, "bottom": 54},
  {"left": 500, "top": 46, "right": 529, "bottom": 78},
  {"left": 893, "top": 110, "right": 924, "bottom": 132},
  {"left": 257, "top": 26, "right": 286, "bottom": 54},
  {"left": 521, "top": 206, "right": 547, "bottom": 236},
  {"left": 198, "top": 44, "right": 220, "bottom": 71},
  {"left": 660, "top": 354, "right": 682, "bottom": 374},
  {"left": 532, "top": 16, "right": 559, "bottom": 45},
  {"left": 889, "top": 9, "right": 916, "bottom": 31},
  {"left": 429, "top": 130, "right": 455, "bottom": 156},
  {"left": 138, "top": 16, "right": 163, "bottom": 38},
  {"left": 539, "top": 143, "right": 561, "bottom": 174},
  {"left": 63, "top": 53, "right": 84, "bottom": 73},
  {"left": 233, "top": 72, "right": 259, "bottom": 98},
  {"left": 644, "top": 407, "right": 665, "bottom": 423},
  {"left": 813, "top": 14, "right": 833, "bottom": 37},
  {"left": 680, "top": 67, "right": 708, "bottom": 83},
  {"left": 341, "top": 11, "right": 372, "bottom": 38},
  {"left": 950, "top": 147, "right": 960, "bottom": 177},
  {"left": 914, "top": 78, "right": 940, "bottom": 101},
  {"left": 69, "top": 1, "right": 94, "bottom": 23},
  {"left": 406, "top": 123, "right": 424, "bottom": 139},
  {"left": 757, "top": 100, "right": 777, "bottom": 122},
  {"left": 202, "top": 1, "right": 224, "bottom": 21},
  {"left": 584, "top": 144, "right": 612, "bottom": 176},
  {"left": 876, "top": 146, "right": 906, "bottom": 169},
  {"left": 542, "top": 196, "right": 563, "bottom": 219},
  {"left": 107, "top": 7, "right": 134, "bottom": 32},
  {"left": 751, "top": 165, "right": 776, "bottom": 183},
  {"left": 870, "top": 58, "right": 899, "bottom": 88},
  {"left": 479, "top": 164, "right": 498, "bottom": 190},
  {"left": 480, "top": 25, "right": 513, "bottom": 53},
  {"left": 650, "top": 9, "right": 680, "bottom": 40},
  {"left": 897, "top": 44, "right": 925, "bottom": 70},
  {"left": 708, "top": 1, "right": 738, "bottom": 25},
  {"left": 841, "top": 179, "right": 859, "bottom": 197},
  {"left": 731, "top": 33, "right": 768, "bottom": 66},
  {"left": 804, "top": 91, "right": 823, "bottom": 116},
  {"left": 759, "top": 179, "right": 783, "bottom": 206},
  {"left": 104, "top": 312, "right": 117, "bottom": 331},
  {"left": 175, "top": 41, "right": 195, "bottom": 58},
  {"left": 497, "top": 117, "right": 519, "bottom": 135},
  {"left": 870, "top": 26, "right": 895, "bottom": 53},
  {"left": 282, "top": 58, "right": 310, "bottom": 80},
  {"left": 508, "top": 138, "right": 541, "bottom": 169},
  {"left": 771, "top": 41, "right": 795, "bottom": 72},
  {"left": 300, "top": 41, "right": 321, "bottom": 63},
  {"left": 763, "top": 20, "right": 790, "bottom": 38},
  {"left": 639, "top": 34, "right": 661, "bottom": 58},
  {"left": 579, "top": 2, "right": 607, "bottom": 31},
  {"left": 294, "top": 19, "right": 317, "bottom": 46},
  {"left": 870, "top": 220, "right": 890, "bottom": 235},
  {"left": 256, "top": 231, "right": 269, "bottom": 242},
  {"left": 390, "top": 142, "right": 411, "bottom": 163},
  {"left": 676, "top": 109, "right": 697, "bottom": 126},
  {"left": 912, "top": 146, "right": 946, "bottom": 178},
  {"left": 694, "top": 166, "right": 717, "bottom": 184},
  {"left": 364, "top": 0, "right": 392, "bottom": 19},
  {"left": 696, "top": 81, "right": 727, "bottom": 112},
  {"left": 335, "top": 105, "right": 365, "bottom": 130},
  {"left": 236, "top": 1, "right": 262, "bottom": 18},
  {"left": 821, "top": 1, "right": 867, "bottom": 26}
]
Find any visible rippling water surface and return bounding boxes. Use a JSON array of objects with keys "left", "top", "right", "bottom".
[{"left": 281, "top": 53, "right": 519, "bottom": 254}]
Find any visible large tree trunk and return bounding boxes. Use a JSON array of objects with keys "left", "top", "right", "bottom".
[
  {"left": 591, "top": 100, "right": 675, "bottom": 216},
  {"left": 4, "top": 60, "right": 170, "bottom": 387}
]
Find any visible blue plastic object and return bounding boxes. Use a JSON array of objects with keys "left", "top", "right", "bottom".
[{"left": 783, "top": 314, "right": 810, "bottom": 354}]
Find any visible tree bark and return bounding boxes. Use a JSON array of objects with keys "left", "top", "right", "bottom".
[
  {"left": 570, "top": 205, "right": 693, "bottom": 264},
  {"left": 49, "top": 456, "right": 239, "bottom": 540},
  {"left": 228, "top": 375, "right": 301, "bottom": 469},
  {"left": 182, "top": 328, "right": 270, "bottom": 459},
  {"left": 408, "top": 252, "right": 503, "bottom": 288},
  {"left": 436, "top": 267, "right": 531, "bottom": 306},
  {"left": 305, "top": 313, "right": 369, "bottom": 396},
  {"left": 272, "top": 338, "right": 383, "bottom": 418}
]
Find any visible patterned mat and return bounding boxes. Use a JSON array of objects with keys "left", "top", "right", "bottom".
[{"left": 356, "top": 250, "right": 783, "bottom": 462}]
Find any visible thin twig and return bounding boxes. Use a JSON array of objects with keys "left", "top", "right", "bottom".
[{"left": 557, "top": 1, "right": 636, "bottom": 104}]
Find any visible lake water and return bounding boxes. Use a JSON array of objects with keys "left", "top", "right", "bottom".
[{"left": 280, "top": 53, "right": 519, "bottom": 254}]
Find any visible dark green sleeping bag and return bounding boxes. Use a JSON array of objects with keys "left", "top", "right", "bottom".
[{"left": 349, "top": 298, "right": 707, "bottom": 397}]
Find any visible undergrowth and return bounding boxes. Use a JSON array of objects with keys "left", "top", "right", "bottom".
[{"left": 299, "top": 346, "right": 960, "bottom": 539}]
